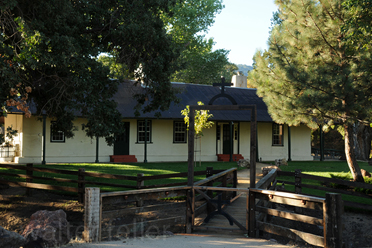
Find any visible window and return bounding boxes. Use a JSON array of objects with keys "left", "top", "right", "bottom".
[
  {"left": 137, "top": 120, "right": 151, "bottom": 143},
  {"left": 173, "top": 121, "right": 187, "bottom": 143},
  {"left": 50, "top": 122, "right": 65, "bottom": 142},
  {"left": 272, "top": 123, "right": 283, "bottom": 146}
]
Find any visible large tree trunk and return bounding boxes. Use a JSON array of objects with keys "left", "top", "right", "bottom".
[
  {"left": 353, "top": 123, "right": 372, "bottom": 161},
  {"left": 344, "top": 124, "right": 364, "bottom": 182}
]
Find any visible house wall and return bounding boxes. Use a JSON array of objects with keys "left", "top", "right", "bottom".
[
  {"left": 131, "top": 119, "right": 217, "bottom": 162},
  {"left": 17, "top": 116, "right": 113, "bottom": 163},
  {"left": 7, "top": 114, "right": 312, "bottom": 164}
]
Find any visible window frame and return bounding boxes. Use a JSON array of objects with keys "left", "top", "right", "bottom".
[
  {"left": 272, "top": 123, "right": 284, "bottom": 146},
  {"left": 50, "top": 122, "right": 65, "bottom": 143},
  {"left": 173, "top": 121, "right": 187, "bottom": 143},
  {"left": 137, "top": 120, "right": 152, "bottom": 143}
]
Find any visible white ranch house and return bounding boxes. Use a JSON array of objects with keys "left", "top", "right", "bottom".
[{"left": 1, "top": 75, "right": 312, "bottom": 163}]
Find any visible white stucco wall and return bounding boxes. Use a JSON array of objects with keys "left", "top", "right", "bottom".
[
  {"left": 15, "top": 116, "right": 113, "bottom": 163},
  {"left": 5, "top": 114, "right": 312, "bottom": 164}
]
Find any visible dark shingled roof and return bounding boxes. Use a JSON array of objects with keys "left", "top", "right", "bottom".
[{"left": 114, "top": 81, "right": 273, "bottom": 122}]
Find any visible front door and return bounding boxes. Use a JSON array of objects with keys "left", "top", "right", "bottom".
[
  {"left": 114, "top": 122, "right": 130, "bottom": 155},
  {"left": 223, "top": 124, "right": 232, "bottom": 154}
]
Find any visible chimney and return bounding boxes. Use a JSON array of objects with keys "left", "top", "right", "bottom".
[{"left": 231, "top": 71, "right": 247, "bottom": 88}]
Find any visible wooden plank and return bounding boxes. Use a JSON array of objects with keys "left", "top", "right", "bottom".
[
  {"left": 0, "top": 179, "right": 79, "bottom": 193},
  {"left": 193, "top": 186, "right": 249, "bottom": 193},
  {"left": 101, "top": 186, "right": 190, "bottom": 198},
  {"left": 85, "top": 180, "right": 137, "bottom": 189},
  {"left": 256, "top": 169, "right": 277, "bottom": 189},
  {"left": 194, "top": 168, "right": 237, "bottom": 186},
  {"left": 277, "top": 171, "right": 295, "bottom": 177},
  {"left": 299, "top": 173, "right": 372, "bottom": 191},
  {"left": 255, "top": 193, "right": 323, "bottom": 211},
  {"left": 256, "top": 206, "right": 323, "bottom": 225},
  {"left": 256, "top": 221, "right": 324, "bottom": 247},
  {"left": 82, "top": 171, "right": 137, "bottom": 181},
  {"left": 141, "top": 181, "right": 188, "bottom": 189},
  {"left": 277, "top": 170, "right": 372, "bottom": 191},
  {"left": 102, "top": 202, "right": 185, "bottom": 219},
  {"left": 101, "top": 189, "right": 188, "bottom": 206},
  {"left": 250, "top": 188, "right": 325, "bottom": 203},
  {"left": 142, "top": 171, "right": 206, "bottom": 180},
  {"left": 0, "top": 163, "right": 79, "bottom": 176},
  {"left": 301, "top": 183, "right": 372, "bottom": 200}
]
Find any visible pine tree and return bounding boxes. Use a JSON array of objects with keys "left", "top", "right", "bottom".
[{"left": 250, "top": 0, "right": 372, "bottom": 182}]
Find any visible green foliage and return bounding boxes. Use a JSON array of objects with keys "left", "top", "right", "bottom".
[
  {"left": 249, "top": 0, "right": 372, "bottom": 181},
  {"left": 0, "top": 0, "right": 181, "bottom": 144},
  {"left": 170, "top": 38, "right": 229, "bottom": 84},
  {"left": 250, "top": 0, "right": 372, "bottom": 128},
  {"left": 181, "top": 101, "right": 214, "bottom": 136},
  {"left": 162, "top": 0, "right": 230, "bottom": 84}
]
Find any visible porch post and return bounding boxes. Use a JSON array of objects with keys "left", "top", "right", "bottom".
[
  {"left": 250, "top": 106, "right": 257, "bottom": 188},
  {"left": 42, "top": 114, "right": 46, "bottom": 165},
  {"left": 144, "top": 119, "right": 147, "bottom": 163},
  {"left": 188, "top": 107, "right": 195, "bottom": 186},
  {"left": 288, "top": 126, "right": 292, "bottom": 161},
  {"left": 95, "top": 136, "right": 99, "bottom": 163},
  {"left": 320, "top": 126, "right": 324, "bottom": 161},
  {"left": 229, "top": 121, "right": 233, "bottom": 162}
]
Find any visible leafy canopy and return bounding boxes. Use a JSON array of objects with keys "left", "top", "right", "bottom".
[{"left": 0, "top": 0, "right": 179, "bottom": 144}]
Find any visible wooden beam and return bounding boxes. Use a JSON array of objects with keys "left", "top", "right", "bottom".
[{"left": 257, "top": 221, "right": 324, "bottom": 247}]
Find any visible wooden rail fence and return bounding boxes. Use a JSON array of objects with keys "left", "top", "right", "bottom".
[
  {"left": 84, "top": 167, "right": 238, "bottom": 241},
  {"left": 0, "top": 163, "right": 224, "bottom": 203},
  {"left": 277, "top": 169, "right": 372, "bottom": 211}
]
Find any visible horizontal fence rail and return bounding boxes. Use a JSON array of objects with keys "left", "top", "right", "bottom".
[
  {"left": 277, "top": 169, "right": 372, "bottom": 211},
  {"left": 0, "top": 163, "right": 225, "bottom": 203},
  {"left": 249, "top": 188, "right": 343, "bottom": 248}
]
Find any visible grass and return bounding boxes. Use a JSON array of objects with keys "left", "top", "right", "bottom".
[
  {"left": 273, "top": 160, "right": 372, "bottom": 211},
  {"left": 0, "top": 161, "right": 240, "bottom": 193}
]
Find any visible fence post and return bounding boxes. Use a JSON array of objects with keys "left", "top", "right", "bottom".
[
  {"left": 248, "top": 190, "right": 256, "bottom": 237},
  {"left": 78, "top": 168, "right": 85, "bottom": 203},
  {"left": 206, "top": 167, "right": 214, "bottom": 214},
  {"left": 232, "top": 169, "right": 237, "bottom": 198},
  {"left": 186, "top": 188, "right": 195, "bottom": 234},
  {"left": 222, "top": 174, "right": 227, "bottom": 200},
  {"left": 26, "top": 163, "right": 33, "bottom": 196},
  {"left": 324, "top": 193, "right": 343, "bottom": 248},
  {"left": 295, "top": 169, "right": 302, "bottom": 194},
  {"left": 83, "top": 187, "right": 100, "bottom": 243},
  {"left": 136, "top": 173, "right": 144, "bottom": 207}
]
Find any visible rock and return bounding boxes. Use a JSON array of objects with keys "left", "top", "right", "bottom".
[
  {"left": 361, "top": 169, "right": 371, "bottom": 178},
  {"left": 0, "top": 226, "right": 26, "bottom": 248},
  {"left": 237, "top": 159, "right": 250, "bottom": 168},
  {"left": 262, "top": 166, "right": 281, "bottom": 176},
  {"left": 22, "top": 209, "right": 70, "bottom": 248},
  {"left": 275, "top": 158, "right": 288, "bottom": 167}
]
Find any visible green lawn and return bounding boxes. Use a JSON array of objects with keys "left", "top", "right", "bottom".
[{"left": 274, "top": 160, "right": 372, "bottom": 211}]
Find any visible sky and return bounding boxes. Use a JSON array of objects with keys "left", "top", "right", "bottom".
[{"left": 205, "top": 0, "right": 278, "bottom": 66}]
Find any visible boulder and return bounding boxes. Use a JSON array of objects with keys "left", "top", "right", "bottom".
[
  {"left": 237, "top": 159, "right": 250, "bottom": 168},
  {"left": 0, "top": 226, "right": 26, "bottom": 248},
  {"left": 22, "top": 209, "right": 70, "bottom": 247},
  {"left": 262, "top": 166, "right": 281, "bottom": 176},
  {"left": 361, "top": 169, "right": 371, "bottom": 178}
]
